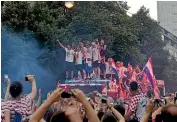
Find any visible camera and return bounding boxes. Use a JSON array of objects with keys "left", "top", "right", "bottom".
[
  {"left": 25, "top": 76, "right": 29, "bottom": 81},
  {"left": 61, "top": 91, "right": 73, "bottom": 98},
  {"left": 101, "top": 99, "right": 107, "bottom": 103},
  {"left": 25, "top": 75, "right": 34, "bottom": 81}
]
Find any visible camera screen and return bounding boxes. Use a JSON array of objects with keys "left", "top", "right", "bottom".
[
  {"left": 101, "top": 99, "right": 107, "bottom": 103},
  {"left": 61, "top": 91, "right": 72, "bottom": 98}
]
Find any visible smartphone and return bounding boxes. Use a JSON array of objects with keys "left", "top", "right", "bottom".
[
  {"left": 147, "top": 90, "right": 153, "bottom": 99},
  {"left": 25, "top": 75, "right": 35, "bottom": 81},
  {"left": 61, "top": 91, "right": 72, "bottom": 98},
  {"left": 25, "top": 76, "right": 29, "bottom": 81},
  {"left": 154, "top": 99, "right": 160, "bottom": 107},
  {"left": 101, "top": 99, "right": 107, "bottom": 103}
]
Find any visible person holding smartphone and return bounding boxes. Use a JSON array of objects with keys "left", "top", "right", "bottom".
[{"left": 1, "top": 75, "right": 37, "bottom": 122}]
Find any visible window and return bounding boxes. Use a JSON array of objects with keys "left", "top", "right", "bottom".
[{"left": 173, "top": 13, "right": 177, "bottom": 15}]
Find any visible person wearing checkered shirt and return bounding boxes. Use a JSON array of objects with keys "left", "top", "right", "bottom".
[{"left": 125, "top": 81, "right": 142, "bottom": 122}]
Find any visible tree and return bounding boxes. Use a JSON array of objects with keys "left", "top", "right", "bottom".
[
  {"left": 132, "top": 6, "right": 177, "bottom": 91},
  {"left": 162, "top": 57, "right": 177, "bottom": 92},
  {"left": 2, "top": 1, "right": 177, "bottom": 91}
]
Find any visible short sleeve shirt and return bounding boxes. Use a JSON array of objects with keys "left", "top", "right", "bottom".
[
  {"left": 128, "top": 94, "right": 141, "bottom": 116},
  {"left": 1, "top": 96, "right": 33, "bottom": 121},
  {"left": 65, "top": 48, "right": 75, "bottom": 62},
  {"left": 75, "top": 51, "right": 82, "bottom": 65},
  {"left": 92, "top": 47, "right": 100, "bottom": 62}
]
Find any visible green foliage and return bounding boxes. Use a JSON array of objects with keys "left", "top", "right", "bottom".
[
  {"left": 162, "top": 57, "right": 177, "bottom": 92},
  {"left": 2, "top": 1, "right": 177, "bottom": 91}
]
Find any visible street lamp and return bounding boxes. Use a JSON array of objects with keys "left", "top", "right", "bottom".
[{"left": 65, "top": 1, "right": 74, "bottom": 9}]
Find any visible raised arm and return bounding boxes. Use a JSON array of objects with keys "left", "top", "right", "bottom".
[
  {"left": 27, "top": 75, "right": 37, "bottom": 100},
  {"left": 140, "top": 99, "right": 153, "bottom": 122},
  {"left": 29, "top": 88, "right": 64, "bottom": 122},
  {"left": 4, "top": 111, "right": 11, "bottom": 122},
  {"left": 108, "top": 105, "right": 125, "bottom": 122},
  {"left": 72, "top": 89, "right": 100, "bottom": 122},
  {"left": 56, "top": 40, "right": 65, "bottom": 49},
  {"left": 4, "top": 78, "right": 11, "bottom": 101},
  {"left": 36, "top": 89, "right": 42, "bottom": 108}
]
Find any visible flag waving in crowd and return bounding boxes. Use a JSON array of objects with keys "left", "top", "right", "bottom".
[
  {"left": 111, "top": 59, "right": 119, "bottom": 78},
  {"left": 142, "top": 57, "right": 160, "bottom": 98}
]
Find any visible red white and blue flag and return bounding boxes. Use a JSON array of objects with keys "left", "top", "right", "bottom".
[
  {"left": 143, "top": 57, "right": 160, "bottom": 98},
  {"left": 143, "top": 57, "right": 155, "bottom": 88},
  {"left": 111, "top": 59, "right": 119, "bottom": 78}
]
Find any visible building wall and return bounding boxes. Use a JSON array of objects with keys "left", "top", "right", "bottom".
[
  {"left": 157, "top": 1, "right": 177, "bottom": 36},
  {"left": 162, "top": 27, "right": 177, "bottom": 60}
]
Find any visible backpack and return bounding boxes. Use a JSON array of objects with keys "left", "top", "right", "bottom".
[{"left": 135, "top": 94, "right": 147, "bottom": 121}]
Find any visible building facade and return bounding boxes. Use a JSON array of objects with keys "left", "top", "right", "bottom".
[
  {"left": 161, "top": 27, "right": 177, "bottom": 60},
  {"left": 157, "top": 1, "right": 177, "bottom": 37}
]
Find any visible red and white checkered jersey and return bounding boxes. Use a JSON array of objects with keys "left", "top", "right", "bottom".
[
  {"left": 128, "top": 94, "right": 142, "bottom": 116},
  {"left": 1, "top": 95, "right": 33, "bottom": 121}
]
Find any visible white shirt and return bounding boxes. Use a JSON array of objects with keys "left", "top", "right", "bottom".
[
  {"left": 75, "top": 51, "right": 82, "bottom": 65},
  {"left": 86, "top": 47, "right": 92, "bottom": 66},
  {"left": 65, "top": 48, "right": 75, "bottom": 62},
  {"left": 105, "top": 62, "right": 114, "bottom": 74},
  {"left": 92, "top": 46, "right": 100, "bottom": 62}
]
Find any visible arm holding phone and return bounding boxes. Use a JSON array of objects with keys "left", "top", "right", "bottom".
[
  {"left": 4, "top": 76, "right": 11, "bottom": 101},
  {"left": 30, "top": 88, "right": 64, "bottom": 122},
  {"left": 26, "top": 75, "right": 37, "bottom": 100},
  {"left": 108, "top": 104, "right": 125, "bottom": 122},
  {"left": 140, "top": 99, "right": 153, "bottom": 122},
  {"left": 71, "top": 89, "right": 100, "bottom": 122}
]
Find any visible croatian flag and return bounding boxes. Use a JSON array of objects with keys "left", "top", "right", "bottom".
[
  {"left": 112, "top": 59, "right": 119, "bottom": 78},
  {"left": 143, "top": 57, "right": 159, "bottom": 98},
  {"left": 143, "top": 57, "right": 156, "bottom": 88}
]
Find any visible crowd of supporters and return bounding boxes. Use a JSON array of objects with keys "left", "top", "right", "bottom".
[
  {"left": 1, "top": 75, "right": 177, "bottom": 122},
  {"left": 56, "top": 39, "right": 144, "bottom": 83},
  {"left": 56, "top": 39, "right": 108, "bottom": 80}
]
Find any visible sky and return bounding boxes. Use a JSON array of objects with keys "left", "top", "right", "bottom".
[{"left": 126, "top": 0, "right": 157, "bottom": 20}]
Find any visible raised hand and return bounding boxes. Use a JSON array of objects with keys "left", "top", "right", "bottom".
[
  {"left": 26, "top": 75, "right": 35, "bottom": 83},
  {"left": 146, "top": 99, "right": 154, "bottom": 113},
  {"left": 47, "top": 88, "right": 65, "bottom": 104},
  {"left": 71, "top": 89, "right": 87, "bottom": 103}
]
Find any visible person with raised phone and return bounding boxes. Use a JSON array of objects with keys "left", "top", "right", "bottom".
[
  {"left": 2, "top": 75, "right": 37, "bottom": 122},
  {"left": 100, "top": 98, "right": 125, "bottom": 122},
  {"left": 30, "top": 88, "right": 100, "bottom": 122}
]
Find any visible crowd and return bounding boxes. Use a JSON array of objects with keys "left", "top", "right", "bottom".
[
  {"left": 56, "top": 39, "right": 108, "bottom": 80},
  {"left": 56, "top": 39, "right": 144, "bottom": 86},
  {"left": 1, "top": 75, "right": 177, "bottom": 122}
]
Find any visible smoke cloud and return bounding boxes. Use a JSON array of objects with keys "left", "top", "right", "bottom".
[{"left": 1, "top": 26, "right": 57, "bottom": 99}]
